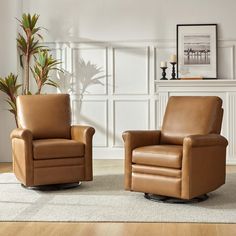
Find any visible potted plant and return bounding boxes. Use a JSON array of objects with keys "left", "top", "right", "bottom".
[{"left": 0, "top": 13, "right": 62, "bottom": 127}]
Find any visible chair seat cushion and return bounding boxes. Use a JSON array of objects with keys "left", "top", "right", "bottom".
[
  {"left": 33, "top": 139, "right": 85, "bottom": 160},
  {"left": 132, "top": 145, "right": 183, "bottom": 169}
]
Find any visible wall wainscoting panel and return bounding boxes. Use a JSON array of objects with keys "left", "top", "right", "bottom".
[
  {"left": 42, "top": 40, "right": 236, "bottom": 163},
  {"left": 113, "top": 99, "right": 150, "bottom": 147},
  {"left": 227, "top": 93, "right": 236, "bottom": 162},
  {"left": 71, "top": 46, "right": 108, "bottom": 96},
  {"left": 71, "top": 98, "right": 108, "bottom": 147},
  {"left": 112, "top": 47, "right": 150, "bottom": 95}
]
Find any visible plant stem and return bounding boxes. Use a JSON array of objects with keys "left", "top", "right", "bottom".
[
  {"left": 23, "top": 55, "right": 30, "bottom": 94},
  {"left": 23, "top": 33, "right": 30, "bottom": 95},
  {"left": 37, "top": 86, "right": 42, "bottom": 94}
]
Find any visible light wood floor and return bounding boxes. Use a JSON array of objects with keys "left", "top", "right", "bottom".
[{"left": 0, "top": 160, "right": 236, "bottom": 236}]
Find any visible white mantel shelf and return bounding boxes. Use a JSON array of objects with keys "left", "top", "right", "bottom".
[
  {"left": 155, "top": 79, "right": 236, "bottom": 165},
  {"left": 155, "top": 79, "right": 236, "bottom": 90}
]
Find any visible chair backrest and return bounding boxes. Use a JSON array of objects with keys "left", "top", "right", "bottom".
[
  {"left": 161, "top": 96, "right": 223, "bottom": 145},
  {"left": 17, "top": 94, "right": 71, "bottom": 139}
]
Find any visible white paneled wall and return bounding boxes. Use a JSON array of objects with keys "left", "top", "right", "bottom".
[
  {"left": 113, "top": 100, "right": 150, "bottom": 147},
  {"left": 218, "top": 45, "right": 235, "bottom": 79},
  {"left": 71, "top": 46, "right": 108, "bottom": 95},
  {"left": 48, "top": 42, "right": 154, "bottom": 158},
  {"left": 73, "top": 99, "right": 108, "bottom": 147},
  {"left": 46, "top": 40, "right": 236, "bottom": 164},
  {"left": 113, "top": 47, "right": 149, "bottom": 95}
]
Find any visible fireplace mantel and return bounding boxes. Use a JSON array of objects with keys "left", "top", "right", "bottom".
[{"left": 156, "top": 79, "right": 236, "bottom": 90}]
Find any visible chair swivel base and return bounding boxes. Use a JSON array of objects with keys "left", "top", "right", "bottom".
[
  {"left": 144, "top": 193, "right": 209, "bottom": 204},
  {"left": 21, "top": 182, "right": 81, "bottom": 191}
]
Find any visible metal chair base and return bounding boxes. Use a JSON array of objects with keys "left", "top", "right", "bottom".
[
  {"left": 144, "top": 193, "right": 209, "bottom": 204},
  {"left": 21, "top": 182, "right": 81, "bottom": 191}
]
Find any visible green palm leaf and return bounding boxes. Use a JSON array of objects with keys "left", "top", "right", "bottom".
[
  {"left": 32, "top": 50, "right": 62, "bottom": 93},
  {"left": 0, "top": 74, "right": 21, "bottom": 118}
]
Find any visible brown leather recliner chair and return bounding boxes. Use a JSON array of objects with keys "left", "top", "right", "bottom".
[
  {"left": 123, "top": 96, "right": 228, "bottom": 202},
  {"left": 11, "top": 94, "right": 95, "bottom": 188}
]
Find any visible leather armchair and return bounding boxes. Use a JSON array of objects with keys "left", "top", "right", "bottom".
[
  {"left": 11, "top": 94, "right": 95, "bottom": 187},
  {"left": 123, "top": 96, "right": 228, "bottom": 201}
]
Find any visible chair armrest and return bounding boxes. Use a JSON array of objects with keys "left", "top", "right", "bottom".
[
  {"left": 181, "top": 133, "right": 228, "bottom": 199},
  {"left": 71, "top": 125, "right": 95, "bottom": 181},
  {"left": 10, "top": 128, "right": 33, "bottom": 141},
  {"left": 10, "top": 128, "right": 33, "bottom": 186},
  {"left": 184, "top": 134, "right": 228, "bottom": 147},
  {"left": 122, "top": 130, "right": 161, "bottom": 190},
  {"left": 122, "top": 130, "right": 161, "bottom": 150},
  {"left": 71, "top": 125, "right": 95, "bottom": 144}
]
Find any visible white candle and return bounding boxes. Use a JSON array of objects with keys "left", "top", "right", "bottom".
[
  {"left": 160, "top": 61, "right": 167, "bottom": 68},
  {"left": 170, "top": 54, "right": 177, "bottom": 63}
]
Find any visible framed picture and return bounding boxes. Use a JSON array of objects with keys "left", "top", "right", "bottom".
[{"left": 177, "top": 24, "right": 218, "bottom": 79}]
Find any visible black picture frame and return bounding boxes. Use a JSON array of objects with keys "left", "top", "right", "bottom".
[{"left": 176, "top": 24, "right": 218, "bottom": 79}]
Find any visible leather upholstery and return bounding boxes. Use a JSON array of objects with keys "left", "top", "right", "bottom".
[
  {"left": 17, "top": 94, "right": 71, "bottom": 139},
  {"left": 34, "top": 157, "right": 84, "bottom": 168},
  {"left": 71, "top": 125, "right": 95, "bottom": 181},
  {"left": 11, "top": 129, "right": 34, "bottom": 186},
  {"left": 161, "top": 96, "right": 222, "bottom": 145},
  {"left": 132, "top": 173, "right": 181, "bottom": 198},
  {"left": 122, "top": 130, "right": 161, "bottom": 190},
  {"left": 123, "top": 96, "right": 228, "bottom": 200},
  {"left": 11, "top": 94, "right": 95, "bottom": 187},
  {"left": 132, "top": 165, "right": 181, "bottom": 178},
  {"left": 181, "top": 134, "right": 227, "bottom": 199},
  {"left": 133, "top": 145, "right": 182, "bottom": 169},
  {"left": 215, "top": 109, "right": 223, "bottom": 134},
  {"left": 33, "top": 139, "right": 84, "bottom": 159}
]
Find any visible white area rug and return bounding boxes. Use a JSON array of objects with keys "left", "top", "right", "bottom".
[{"left": 0, "top": 173, "right": 236, "bottom": 223}]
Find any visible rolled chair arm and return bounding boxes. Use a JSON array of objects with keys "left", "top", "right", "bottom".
[
  {"left": 71, "top": 125, "right": 95, "bottom": 144},
  {"left": 184, "top": 134, "right": 228, "bottom": 148},
  {"left": 10, "top": 128, "right": 33, "bottom": 141},
  {"left": 182, "top": 133, "right": 228, "bottom": 199},
  {"left": 10, "top": 128, "right": 33, "bottom": 186},
  {"left": 71, "top": 125, "right": 95, "bottom": 181},
  {"left": 122, "top": 130, "right": 161, "bottom": 150}
]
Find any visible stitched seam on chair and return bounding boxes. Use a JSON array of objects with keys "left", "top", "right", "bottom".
[{"left": 34, "top": 164, "right": 84, "bottom": 169}]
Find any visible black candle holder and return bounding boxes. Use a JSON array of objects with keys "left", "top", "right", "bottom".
[
  {"left": 170, "top": 62, "right": 177, "bottom": 80},
  {"left": 160, "top": 67, "right": 168, "bottom": 80}
]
